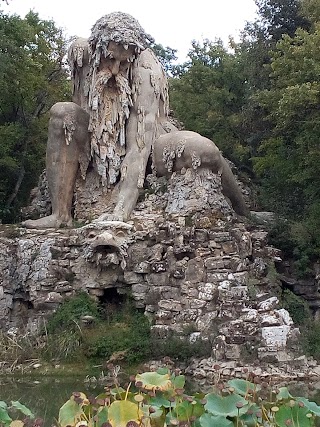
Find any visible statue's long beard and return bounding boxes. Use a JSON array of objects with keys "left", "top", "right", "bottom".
[{"left": 88, "top": 69, "right": 133, "bottom": 185}]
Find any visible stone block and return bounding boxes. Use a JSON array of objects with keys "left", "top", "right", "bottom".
[
  {"left": 230, "top": 286, "right": 248, "bottom": 299},
  {"left": 185, "top": 257, "right": 205, "bottom": 283},
  {"left": 204, "top": 257, "right": 225, "bottom": 270},
  {"left": 207, "top": 272, "right": 229, "bottom": 283},
  {"left": 198, "top": 283, "right": 218, "bottom": 301},
  {"left": 190, "top": 299, "right": 207, "bottom": 309},
  {"left": 158, "top": 299, "right": 182, "bottom": 312},
  {"left": 146, "top": 272, "right": 170, "bottom": 287},
  {"left": 196, "top": 312, "right": 218, "bottom": 331},
  {"left": 258, "top": 297, "right": 279, "bottom": 311},
  {"left": 225, "top": 344, "right": 241, "bottom": 360},
  {"left": 123, "top": 271, "right": 142, "bottom": 284},
  {"left": 45, "top": 292, "right": 63, "bottom": 303},
  {"left": 151, "top": 262, "right": 167, "bottom": 273},
  {"left": 208, "top": 231, "right": 232, "bottom": 242},
  {"left": 176, "top": 309, "right": 200, "bottom": 322},
  {"left": 261, "top": 325, "right": 291, "bottom": 348},
  {"left": 133, "top": 261, "right": 150, "bottom": 274}
]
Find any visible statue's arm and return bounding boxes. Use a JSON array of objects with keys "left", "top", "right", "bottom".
[
  {"left": 112, "top": 49, "right": 166, "bottom": 220},
  {"left": 68, "top": 37, "right": 90, "bottom": 110}
]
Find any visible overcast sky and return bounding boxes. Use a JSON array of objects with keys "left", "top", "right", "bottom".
[{"left": 2, "top": 0, "right": 258, "bottom": 61}]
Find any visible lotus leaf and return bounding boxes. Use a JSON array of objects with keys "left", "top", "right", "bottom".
[
  {"left": 149, "top": 396, "right": 172, "bottom": 409},
  {"left": 58, "top": 398, "right": 84, "bottom": 427},
  {"left": 0, "top": 407, "right": 12, "bottom": 426},
  {"left": 227, "top": 378, "right": 260, "bottom": 396},
  {"left": 297, "top": 398, "right": 320, "bottom": 417},
  {"left": 10, "top": 402, "right": 34, "bottom": 418},
  {"left": 9, "top": 421, "right": 24, "bottom": 427},
  {"left": 275, "top": 403, "right": 312, "bottom": 427},
  {"left": 276, "top": 387, "right": 293, "bottom": 400},
  {"left": 199, "top": 413, "right": 233, "bottom": 427},
  {"left": 172, "top": 375, "right": 185, "bottom": 389},
  {"left": 95, "top": 406, "right": 109, "bottom": 427},
  {"left": 204, "top": 393, "right": 248, "bottom": 417},
  {"left": 108, "top": 400, "right": 142, "bottom": 427},
  {"left": 135, "top": 372, "right": 172, "bottom": 391}
]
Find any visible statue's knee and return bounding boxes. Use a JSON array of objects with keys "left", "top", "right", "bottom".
[{"left": 50, "top": 102, "right": 80, "bottom": 120}]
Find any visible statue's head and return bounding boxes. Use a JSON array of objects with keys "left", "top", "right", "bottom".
[{"left": 89, "top": 12, "right": 154, "bottom": 62}]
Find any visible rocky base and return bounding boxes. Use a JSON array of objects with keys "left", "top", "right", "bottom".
[{"left": 0, "top": 168, "right": 310, "bottom": 367}]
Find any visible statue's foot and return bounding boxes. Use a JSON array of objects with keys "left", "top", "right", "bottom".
[
  {"left": 94, "top": 212, "right": 124, "bottom": 222},
  {"left": 21, "top": 214, "right": 72, "bottom": 229}
]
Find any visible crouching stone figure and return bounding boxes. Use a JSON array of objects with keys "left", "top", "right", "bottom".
[{"left": 23, "top": 12, "right": 248, "bottom": 229}]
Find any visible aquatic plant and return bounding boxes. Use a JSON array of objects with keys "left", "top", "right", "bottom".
[
  {"left": 2, "top": 369, "right": 320, "bottom": 427},
  {"left": 58, "top": 369, "right": 320, "bottom": 427}
]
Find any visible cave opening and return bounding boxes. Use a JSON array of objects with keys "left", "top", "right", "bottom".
[{"left": 98, "top": 287, "right": 127, "bottom": 321}]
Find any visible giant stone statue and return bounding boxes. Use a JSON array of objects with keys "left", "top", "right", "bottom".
[{"left": 23, "top": 12, "right": 248, "bottom": 228}]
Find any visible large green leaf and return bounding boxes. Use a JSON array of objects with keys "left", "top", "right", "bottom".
[
  {"left": 95, "top": 406, "right": 109, "bottom": 427},
  {"left": 204, "top": 393, "right": 248, "bottom": 417},
  {"left": 172, "top": 375, "right": 185, "bottom": 390},
  {"left": 238, "top": 404, "right": 261, "bottom": 427},
  {"left": 199, "top": 413, "right": 233, "bottom": 427},
  {"left": 276, "top": 387, "right": 293, "bottom": 400},
  {"left": 0, "top": 402, "right": 7, "bottom": 410},
  {"left": 227, "top": 378, "right": 260, "bottom": 396},
  {"left": 0, "top": 407, "right": 12, "bottom": 425},
  {"left": 10, "top": 402, "right": 34, "bottom": 419},
  {"left": 58, "top": 398, "right": 84, "bottom": 427},
  {"left": 108, "top": 400, "right": 142, "bottom": 427},
  {"left": 136, "top": 372, "right": 172, "bottom": 391},
  {"left": 149, "top": 396, "right": 172, "bottom": 409},
  {"left": 173, "top": 400, "right": 195, "bottom": 421},
  {"left": 297, "top": 398, "right": 320, "bottom": 416},
  {"left": 275, "top": 404, "right": 312, "bottom": 427}
]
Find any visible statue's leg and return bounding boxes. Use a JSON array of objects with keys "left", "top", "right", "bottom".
[
  {"left": 153, "top": 130, "right": 249, "bottom": 217},
  {"left": 23, "top": 102, "right": 89, "bottom": 228},
  {"left": 220, "top": 157, "right": 249, "bottom": 216}
]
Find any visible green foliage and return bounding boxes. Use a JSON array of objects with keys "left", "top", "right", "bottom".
[
  {"left": 82, "top": 308, "right": 151, "bottom": 364},
  {"left": 46, "top": 291, "right": 100, "bottom": 334},
  {"left": 170, "top": 39, "right": 250, "bottom": 167},
  {"left": 280, "top": 289, "right": 311, "bottom": 325},
  {"left": 151, "top": 335, "right": 212, "bottom": 362},
  {"left": 55, "top": 372, "right": 320, "bottom": 427},
  {"left": 150, "top": 42, "right": 178, "bottom": 75},
  {"left": 302, "top": 320, "right": 320, "bottom": 360},
  {"left": 0, "top": 400, "right": 35, "bottom": 426},
  {"left": 2, "top": 372, "right": 320, "bottom": 426},
  {"left": 0, "top": 10, "right": 70, "bottom": 222}
]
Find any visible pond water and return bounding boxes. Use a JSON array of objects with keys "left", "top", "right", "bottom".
[{"left": 0, "top": 376, "right": 104, "bottom": 427}]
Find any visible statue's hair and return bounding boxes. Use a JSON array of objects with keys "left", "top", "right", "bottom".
[{"left": 89, "top": 11, "right": 154, "bottom": 56}]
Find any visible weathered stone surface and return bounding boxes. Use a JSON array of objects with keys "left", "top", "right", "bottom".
[
  {"left": 0, "top": 168, "right": 307, "bottom": 369},
  {"left": 261, "top": 325, "right": 291, "bottom": 348}
]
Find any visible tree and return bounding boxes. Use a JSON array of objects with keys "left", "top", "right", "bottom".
[
  {"left": 151, "top": 42, "right": 178, "bottom": 76},
  {"left": 169, "top": 39, "right": 250, "bottom": 168},
  {"left": 0, "top": 11, "right": 70, "bottom": 222},
  {"left": 255, "top": 0, "right": 311, "bottom": 40},
  {"left": 252, "top": 22, "right": 320, "bottom": 271}
]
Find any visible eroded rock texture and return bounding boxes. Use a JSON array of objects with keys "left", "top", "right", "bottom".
[{"left": 1, "top": 169, "right": 301, "bottom": 365}]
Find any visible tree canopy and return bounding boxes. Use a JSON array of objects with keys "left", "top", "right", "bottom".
[{"left": 0, "top": 10, "right": 70, "bottom": 222}]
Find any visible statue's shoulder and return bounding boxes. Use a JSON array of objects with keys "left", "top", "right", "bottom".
[
  {"left": 68, "top": 37, "right": 90, "bottom": 67},
  {"left": 136, "top": 48, "right": 163, "bottom": 73}
]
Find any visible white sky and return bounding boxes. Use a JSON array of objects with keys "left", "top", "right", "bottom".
[{"left": 2, "top": 0, "right": 258, "bottom": 61}]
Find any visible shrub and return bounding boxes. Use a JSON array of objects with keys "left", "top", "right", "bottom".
[
  {"left": 280, "top": 289, "right": 311, "bottom": 326},
  {"left": 46, "top": 291, "right": 100, "bottom": 334}
]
